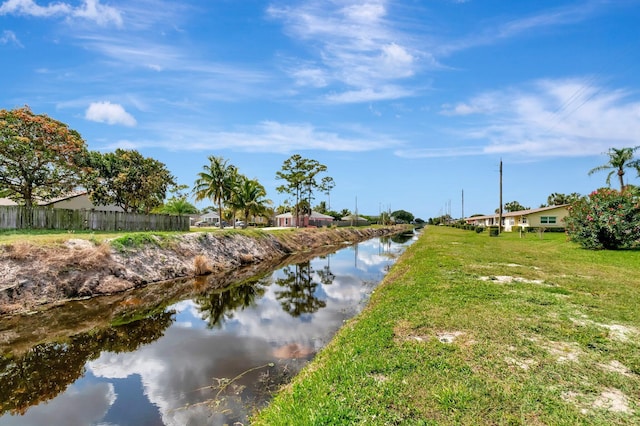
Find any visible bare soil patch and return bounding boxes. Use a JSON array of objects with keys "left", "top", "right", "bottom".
[{"left": 0, "top": 227, "right": 404, "bottom": 315}]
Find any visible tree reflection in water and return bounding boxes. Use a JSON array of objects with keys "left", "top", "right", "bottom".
[
  {"left": 274, "top": 261, "right": 328, "bottom": 318},
  {"left": 194, "top": 274, "right": 270, "bottom": 328},
  {"left": 0, "top": 311, "right": 175, "bottom": 416}
]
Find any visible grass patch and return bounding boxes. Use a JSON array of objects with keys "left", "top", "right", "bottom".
[
  {"left": 0, "top": 229, "right": 124, "bottom": 246},
  {"left": 109, "top": 232, "right": 180, "bottom": 252},
  {"left": 253, "top": 226, "right": 640, "bottom": 425}
]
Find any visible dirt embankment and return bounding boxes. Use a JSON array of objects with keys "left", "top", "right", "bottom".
[{"left": 0, "top": 227, "right": 406, "bottom": 315}]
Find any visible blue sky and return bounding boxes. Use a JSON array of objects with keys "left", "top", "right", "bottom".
[{"left": 2, "top": 0, "right": 640, "bottom": 219}]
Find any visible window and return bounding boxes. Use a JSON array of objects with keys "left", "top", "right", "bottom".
[
  {"left": 522, "top": 217, "right": 527, "bottom": 224},
  {"left": 541, "top": 216, "right": 557, "bottom": 224}
]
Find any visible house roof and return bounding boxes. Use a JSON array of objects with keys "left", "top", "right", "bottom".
[
  {"left": 199, "top": 212, "right": 220, "bottom": 219},
  {"left": 342, "top": 215, "right": 368, "bottom": 221},
  {"left": 275, "top": 211, "right": 334, "bottom": 220},
  {"left": 0, "top": 190, "right": 88, "bottom": 207}
]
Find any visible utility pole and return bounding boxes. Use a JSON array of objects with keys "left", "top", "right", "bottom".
[
  {"left": 353, "top": 196, "right": 358, "bottom": 227},
  {"left": 499, "top": 159, "right": 503, "bottom": 234}
]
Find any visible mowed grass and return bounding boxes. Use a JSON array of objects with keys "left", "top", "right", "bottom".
[{"left": 253, "top": 226, "right": 640, "bottom": 425}]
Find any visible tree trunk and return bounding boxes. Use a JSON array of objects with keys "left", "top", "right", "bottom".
[{"left": 618, "top": 169, "right": 625, "bottom": 191}]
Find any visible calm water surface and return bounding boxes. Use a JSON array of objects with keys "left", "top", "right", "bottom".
[{"left": 0, "top": 233, "right": 416, "bottom": 426}]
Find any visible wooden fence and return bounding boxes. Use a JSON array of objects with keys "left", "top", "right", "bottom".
[{"left": 0, "top": 206, "right": 190, "bottom": 232}]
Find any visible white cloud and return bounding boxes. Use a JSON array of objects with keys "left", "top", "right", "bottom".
[
  {"left": 72, "top": 0, "right": 123, "bottom": 27},
  {"left": 0, "top": 29, "right": 22, "bottom": 46},
  {"left": 325, "top": 85, "right": 413, "bottom": 104},
  {"left": 85, "top": 101, "right": 137, "bottom": 127},
  {"left": 437, "top": 1, "right": 602, "bottom": 55},
  {"left": 103, "top": 120, "right": 401, "bottom": 153},
  {"left": 0, "top": 0, "right": 122, "bottom": 27},
  {"left": 0, "top": 0, "right": 70, "bottom": 17},
  {"left": 268, "top": 0, "right": 422, "bottom": 102},
  {"left": 291, "top": 67, "right": 328, "bottom": 88},
  {"left": 410, "top": 78, "right": 640, "bottom": 159}
]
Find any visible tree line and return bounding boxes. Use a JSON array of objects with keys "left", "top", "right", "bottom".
[{"left": 0, "top": 106, "right": 361, "bottom": 227}]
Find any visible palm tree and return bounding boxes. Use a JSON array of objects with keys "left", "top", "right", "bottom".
[
  {"left": 547, "top": 193, "right": 569, "bottom": 206},
  {"left": 193, "top": 156, "right": 237, "bottom": 229},
  {"left": 230, "top": 176, "right": 272, "bottom": 227},
  {"left": 588, "top": 147, "right": 639, "bottom": 191}
]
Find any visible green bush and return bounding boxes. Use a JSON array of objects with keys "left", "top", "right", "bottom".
[
  {"left": 565, "top": 188, "right": 640, "bottom": 250},
  {"left": 475, "top": 227, "right": 485, "bottom": 233},
  {"left": 488, "top": 226, "right": 499, "bottom": 237}
]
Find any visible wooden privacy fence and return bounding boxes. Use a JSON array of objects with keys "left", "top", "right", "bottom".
[{"left": 0, "top": 206, "right": 190, "bottom": 232}]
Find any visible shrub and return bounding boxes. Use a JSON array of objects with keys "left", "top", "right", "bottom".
[
  {"left": 475, "top": 227, "right": 485, "bottom": 233},
  {"left": 565, "top": 188, "right": 640, "bottom": 250}
]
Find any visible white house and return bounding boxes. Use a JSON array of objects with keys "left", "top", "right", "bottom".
[
  {"left": 465, "top": 205, "right": 569, "bottom": 232},
  {"left": 274, "top": 211, "right": 334, "bottom": 227},
  {"left": 196, "top": 211, "right": 222, "bottom": 226}
]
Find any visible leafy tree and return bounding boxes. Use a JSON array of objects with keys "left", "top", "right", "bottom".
[
  {"left": 276, "top": 154, "right": 329, "bottom": 227},
  {"left": 315, "top": 201, "right": 328, "bottom": 214},
  {"left": 320, "top": 176, "right": 335, "bottom": 210},
  {"left": 193, "top": 156, "right": 237, "bottom": 229},
  {"left": 325, "top": 210, "right": 342, "bottom": 221},
  {"left": 565, "top": 188, "right": 640, "bottom": 250},
  {"left": 339, "top": 208, "right": 351, "bottom": 218},
  {"left": 546, "top": 192, "right": 581, "bottom": 206},
  {"left": 156, "top": 197, "right": 198, "bottom": 216},
  {"left": 498, "top": 201, "right": 529, "bottom": 213},
  {"left": 0, "top": 106, "right": 88, "bottom": 209},
  {"left": 230, "top": 175, "right": 271, "bottom": 227},
  {"left": 588, "top": 146, "right": 639, "bottom": 191},
  {"left": 154, "top": 185, "right": 199, "bottom": 216},
  {"left": 84, "top": 149, "right": 175, "bottom": 214},
  {"left": 275, "top": 201, "right": 292, "bottom": 215},
  {"left": 391, "top": 209, "right": 414, "bottom": 223}
]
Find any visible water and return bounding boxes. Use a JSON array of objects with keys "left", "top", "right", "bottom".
[{"left": 0, "top": 232, "right": 416, "bottom": 426}]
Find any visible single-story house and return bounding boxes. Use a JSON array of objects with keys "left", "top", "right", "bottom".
[
  {"left": 465, "top": 204, "right": 569, "bottom": 232},
  {"left": 196, "top": 211, "right": 221, "bottom": 226},
  {"left": 341, "top": 214, "right": 369, "bottom": 225},
  {"left": 0, "top": 190, "right": 123, "bottom": 212},
  {"left": 274, "top": 211, "right": 334, "bottom": 228}
]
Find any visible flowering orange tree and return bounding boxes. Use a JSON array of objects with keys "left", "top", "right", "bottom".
[
  {"left": 0, "top": 106, "right": 88, "bottom": 207},
  {"left": 565, "top": 188, "right": 640, "bottom": 249}
]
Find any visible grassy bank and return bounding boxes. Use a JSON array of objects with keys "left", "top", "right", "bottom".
[{"left": 253, "top": 226, "right": 640, "bottom": 425}]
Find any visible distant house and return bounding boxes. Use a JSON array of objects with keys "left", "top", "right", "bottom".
[
  {"left": 465, "top": 205, "right": 569, "bottom": 231},
  {"left": 274, "top": 211, "right": 334, "bottom": 228},
  {"left": 341, "top": 214, "right": 369, "bottom": 225},
  {"left": 196, "top": 211, "right": 221, "bottom": 226},
  {"left": 0, "top": 191, "right": 123, "bottom": 212}
]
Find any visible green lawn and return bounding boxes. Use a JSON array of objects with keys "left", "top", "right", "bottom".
[{"left": 253, "top": 226, "right": 640, "bottom": 425}]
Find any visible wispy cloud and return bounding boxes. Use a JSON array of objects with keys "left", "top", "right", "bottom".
[
  {"left": 437, "top": 0, "right": 604, "bottom": 55},
  {"left": 401, "top": 78, "right": 640, "bottom": 159},
  {"left": 0, "top": 0, "right": 70, "bottom": 17},
  {"left": 0, "top": 29, "right": 22, "bottom": 46},
  {"left": 0, "top": 0, "right": 123, "bottom": 27},
  {"left": 104, "top": 120, "right": 401, "bottom": 153},
  {"left": 268, "top": 0, "right": 423, "bottom": 103},
  {"left": 85, "top": 101, "right": 137, "bottom": 127},
  {"left": 72, "top": 0, "right": 123, "bottom": 27}
]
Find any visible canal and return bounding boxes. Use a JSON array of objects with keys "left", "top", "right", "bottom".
[{"left": 0, "top": 232, "right": 416, "bottom": 426}]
